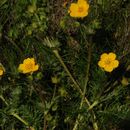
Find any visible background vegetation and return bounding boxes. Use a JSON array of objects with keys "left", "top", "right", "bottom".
[{"left": 0, "top": 0, "right": 130, "bottom": 130}]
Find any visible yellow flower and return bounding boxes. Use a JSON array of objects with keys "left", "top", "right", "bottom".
[
  {"left": 0, "top": 69, "right": 4, "bottom": 76},
  {"left": 0, "top": 63, "right": 5, "bottom": 76},
  {"left": 18, "top": 58, "right": 39, "bottom": 74},
  {"left": 98, "top": 52, "right": 119, "bottom": 72},
  {"left": 68, "top": 0, "right": 89, "bottom": 18}
]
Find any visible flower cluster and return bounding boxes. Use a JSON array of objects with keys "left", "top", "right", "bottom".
[
  {"left": 68, "top": 0, "right": 89, "bottom": 18},
  {"left": 98, "top": 52, "right": 119, "bottom": 72}
]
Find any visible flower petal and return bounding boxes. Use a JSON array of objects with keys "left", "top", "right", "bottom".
[
  {"left": 98, "top": 61, "right": 105, "bottom": 68},
  {"left": 108, "top": 52, "right": 116, "bottom": 60},
  {"left": 69, "top": 3, "right": 78, "bottom": 12},
  {"left": 100, "top": 53, "right": 108, "bottom": 60},
  {"left": 18, "top": 64, "right": 24, "bottom": 71},
  {"left": 112, "top": 60, "right": 119, "bottom": 68},
  {"left": 33, "top": 65, "right": 39, "bottom": 72},
  {"left": 104, "top": 65, "right": 113, "bottom": 72},
  {"left": 0, "top": 69, "right": 3, "bottom": 76}
]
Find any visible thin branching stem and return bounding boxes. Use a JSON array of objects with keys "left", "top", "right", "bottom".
[
  {"left": 53, "top": 49, "right": 99, "bottom": 130},
  {"left": 72, "top": 44, "right": 99, "bottom": 130}
]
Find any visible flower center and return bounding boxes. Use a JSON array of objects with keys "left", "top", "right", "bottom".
[
  {"left": 78, "top": 6, "right": 84, "bottom": 13},
  {"left": 105, "top": 59, "right": 111, "bottom": 65},
  {"left": 25, "top": 62, "right": 34, "bottom": 70}
]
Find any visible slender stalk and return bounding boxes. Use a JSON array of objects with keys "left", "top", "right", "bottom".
[
  {"left": 52, "top": 84, "right": 57, "bottom": 101},
  {"left": 43, "top": 117, "right": 47, "bottom": 130},
  {"left": 53, "top": 49, "right": 91, "bottom": 105},
  {"left": 53, "top": 50, "right": 90, "bottom": 101},
  {"left": 53, "top": 50, "right": 82, "bottom": 93},
  {"left": 72, "top": 45, "right": 98, "bottom": 130},
  {"left": 10, "top": 113, "right": 29, "bottom": 126},
  {"left": 0, "top": 95, "right": 8, "bottom": 105},
  {"left": 53, "top": 49, "right": 99, "bottom": 130}
]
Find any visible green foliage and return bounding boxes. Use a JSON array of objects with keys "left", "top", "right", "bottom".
[{"left": 0, "top": 0, "right": 130, "bottom": 130}]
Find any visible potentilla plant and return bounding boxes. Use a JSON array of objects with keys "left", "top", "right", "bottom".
[{"left": 0, "top": 0, "right": 130, "bottom": 130}]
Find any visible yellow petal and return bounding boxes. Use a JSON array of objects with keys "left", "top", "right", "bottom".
[
  {"left": 98, "top": 61, "right": 105, "bottom": 68},
  {"left": 100, "top": 53, "right": 108, "bottom": 60},
  {"left": 0, "top": 69, "right": 3, "bottom": 76},
  {"left": 33, "top": 65, "right": 39, "bottom": 72},
  {"left": 108, "top": 52, "right": 116, "bottom": 60},
  {"left": 23, "top": 58, "right": 30, "bottom": 64},
  {"left": 77, "top": 1, "right": 89, "bottom": 17},
  {"left": 78, "top": 0, "right": 87, "bottom": 4},
  {"left": 69, "top": 3, "right": 79, "bottom": 17},
  {"left": 22, "top": 68, "right": 32, "bottom": 73},
  {"left": 69, "top": 3, "right": 78, "bottom": 12},
  {"left": 104, "top": 65, "right": 113, "bottom": 72},
  {"left": 22, "top": 70, "right": 30, "bottom": 74},
  {"left": 112, "top": 60, "right": 119, "bottom": 68},
  {"left": 18, "top": 64, "right": 24, "bottom": 71},
  {"left": 23, "top": 58, "right": 34, "bottom": 64}
]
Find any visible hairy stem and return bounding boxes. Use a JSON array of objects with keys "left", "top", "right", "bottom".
[
  {"left": 72, "top": 45, "right": 98, "bottom": 130},
  {"left": 72, "top": 44, "right": 91, "bottom": 130},
  {"left": 53, "top": 49, "right": 99, "bottom": 130}
]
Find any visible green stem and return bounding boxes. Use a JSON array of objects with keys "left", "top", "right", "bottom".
[
  {"left": 72, "top": 45, "right": 98, "bottom": 130},
  {"left": 52, "top": 84, "right": 57, "bottom": 101},
  {"left": 88, "top": 100, "right": 99, "bottom": 110},
  {"left": 53, "top": 50, "right": 90, "bottom": 105},
  {"left": 53, "top": 49, "right": 99, "bottom": 130},
  {"left": 11, "top": 113, "right": 29, "bottom": 126},
  {"left": 53, "top": 50, "right": 81, "bottom": 93},
  {"left": 72, "top": 44, "right": 91, "bottom": 130},
  {"left": 0, "top": 95, "right": 8, "bottom": 105}
]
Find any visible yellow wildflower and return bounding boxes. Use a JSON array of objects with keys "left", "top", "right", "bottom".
[
  {"left": 98, "top": 52, "right": 119, "bottom": 72},
  {"left": 18, "top": 58, "right": 39, "bottom": 74},
  {"left": 0, "top": 63, "right": 5, "bottom": 76},
  {"left": 68, "top": 0, "right": 89, "bottom": 18},
  {"left": 0, "top": 69, "right": 3, "bottom": 76}
]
